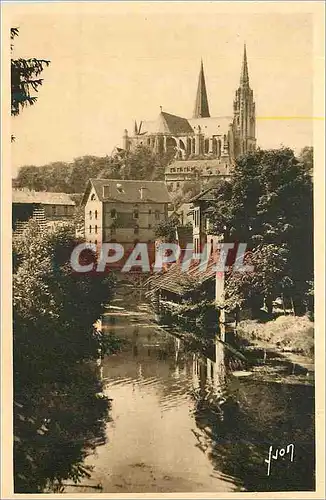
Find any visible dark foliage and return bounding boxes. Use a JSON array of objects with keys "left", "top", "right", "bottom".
[
  {"left": 13, "top": 221, "right": 116, "bottom": 492},
  {"left": 209, "top": 147, "right": 313, "bottom": 314}
]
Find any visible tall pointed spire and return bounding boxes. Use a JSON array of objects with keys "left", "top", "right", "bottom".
[
  {"left": 193, "top": 59, "right": 210, "bottom": 118},
  {"left": 240, "top": 44, "right": 249, "bottom": 85}
]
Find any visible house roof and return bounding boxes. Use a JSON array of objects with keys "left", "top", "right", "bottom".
[
  {"left": 146, "top": 258, "right": 217, "bottom": 296},
  {"left": 12, "top": 189, "right": 75, "bottom": 206},
  {"left": 189, "top": 186, "right": 220, "bottom": 203},
  {"left": 82, "top": 179, "right": 171, "bottom": 204}
]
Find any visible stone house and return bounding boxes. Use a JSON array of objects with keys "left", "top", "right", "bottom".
[{"left": 81, "top": 179, "right": 171, "bottom": 258}]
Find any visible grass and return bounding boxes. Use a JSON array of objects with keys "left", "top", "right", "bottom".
[{"left": 237, "top": 314, "right": 314, "bottom": 358}]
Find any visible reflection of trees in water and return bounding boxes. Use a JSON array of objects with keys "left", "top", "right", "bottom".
[
  {"left": 190, "top": 356, "right": 315, "bottom": 492},
  {"left": 14, "top": 363, "right": 110, "bottom": 493}
]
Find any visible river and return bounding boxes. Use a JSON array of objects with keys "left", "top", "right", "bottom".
[{"left": 65, "top": 286, "right": 315, "bottom": 494}]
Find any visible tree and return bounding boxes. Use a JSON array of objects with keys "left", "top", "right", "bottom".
[
  {"left": 182, "top": 180, "right": 201, "bottom": 200},
  {"left": 154, "top": 217, "right": 179, "bottom": 242},
  {"left": 298, "top": 146, "right": 313, "bottom": 176},
  {"left": 210, "top": 148, "right": 313, "bottom": 314},
  {"left": 121, "top": 145, "right": 174, "bottom": 181},
  {"left": 13, "top": 221, "right": 117, "bottom": 492},
  {"left": 11, "top": 28, "right": 50, "bottom": 117},
  {"left": 14, "top": 146, "right": 174, "bottom": 193}
]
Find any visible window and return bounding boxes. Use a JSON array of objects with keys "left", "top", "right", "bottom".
[
  {"left": 89, "top": 210, "right": 92, "bottom": 220},
  {"left": 176, "top": 182, "right": 180, "bottom": 189},
  {"left": 110, "top": 226, "right": 116, "bottom": 236},
  {"left": 91, "top": 194, "right": 96, "bottom": 201},
  {"left": 89, "top": 225, "right": 92, "bottom": 234},
  {"left": 94, "top": 240, "right": 98, "bottom": 245},
  {"left": 95, "top": 225, "right": 98, "bottom": 234},
  {"left": 110, "top": 209, "right": 117, "bottom": 219},
  {"left": 194, "top": 209, "right": 200, "bottom": 227},
  {"left": 148, "top": 224, "right": 152, "bottom": 229},
  {"left": 64, "top": 205, "right": 68, "bottom": 216},
  {"left": 95, "top": 210, "right": 98, "bottom": 219},
  {"left": 148, "top": 209, "right": 152, "bottom": 215},
  {"left": 154, "top": 210, "right": 160, "bottom": 220},
  {"left": 52, "top": 206, "right": 57, "bottom": 216},
  {"left": 134, "top": 226, "right": 139, "bottom": 235},
  {"left": 133, "top": 209, "right": 139, "bottom": 219}
]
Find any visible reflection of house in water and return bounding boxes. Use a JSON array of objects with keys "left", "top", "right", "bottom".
[{"left": 192, "top": 339, "right": 226, "bottom": 403}]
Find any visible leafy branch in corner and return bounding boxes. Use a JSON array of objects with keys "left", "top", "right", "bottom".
[{"left": 11, "top": 27, "right": 50, "bottom": 117}]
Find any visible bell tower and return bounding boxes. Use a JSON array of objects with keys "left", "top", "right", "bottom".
[{"left": 233, "top": 45, "right": 256, "bottom": 156}]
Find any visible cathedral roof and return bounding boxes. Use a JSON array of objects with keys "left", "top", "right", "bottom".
[
  {"left": 139, "top": 114, "right": 232, "bottom": 138},
  {"left": 188, "top": 116, "right": 233, "bottom": 136},
  {"left": 141, "top": 112, "right": 194, "bottom": 136}
]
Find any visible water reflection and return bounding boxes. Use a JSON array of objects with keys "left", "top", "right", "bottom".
[{"left": 69, "top": 298, "right": 314, "bottom": 493}]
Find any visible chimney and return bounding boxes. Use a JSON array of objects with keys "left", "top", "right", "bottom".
[
  {"left": 102, "top": 185, "right": 110, "bottom": 198},
  {"left": 140, "top": 186, "right": 147, "bottom": 201}
]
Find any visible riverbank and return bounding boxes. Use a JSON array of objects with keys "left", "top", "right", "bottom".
[{"left": 236, "top": 314, "right": 314, "bottom": 360}]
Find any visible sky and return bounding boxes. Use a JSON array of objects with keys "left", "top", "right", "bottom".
[{"left": 6, "top": 2, "right": 316, "bottom": 177}]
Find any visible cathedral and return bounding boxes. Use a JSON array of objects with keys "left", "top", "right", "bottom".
[{"left": 122, "top": 45, "right": 256, "bottom": 190}]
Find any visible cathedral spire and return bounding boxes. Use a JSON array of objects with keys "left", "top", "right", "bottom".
[
  {"left": 193, "top": 59, "right": 210, "bottom": 118},
  {"left": 240, "top": 44, "right": 249, "bottom": 86}
]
